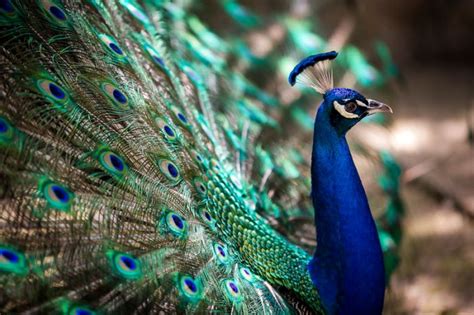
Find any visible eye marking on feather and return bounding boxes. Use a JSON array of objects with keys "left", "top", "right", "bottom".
[
  {"left": 120, "top": 0, "right": 150, "bottom": 25},
  {"left": 178, "top": 275, "right": 203, "bottom": 301},
  {"left": 213, "top": 243, "right": 230, "bottom": 264},
  {"left": 143, "top": 43, "right": 165, "bottom": 67},
  {"left": 199, "top": 207, "right": 215, "bottom": 227},
  {"left": 100, "top": 83, "right": 129, "bottom": 109},
  {"left": 0, "top": 0, "right": 16, "bottom": 16},
  {"left": 67, "top": 305, "right": 96, "bottom": 315},
  {"left": 210, "top": 159, "right": 221, "bottom": 171},
  {"left": 0, "top": 246, "right": 28, "bottom": 275},
  {"left": 98, "top": 34, "right": 127, "bottom": 60},
  {"left": 106, "top": 250, "right": 142, "bottom": 280},
  {"left": 222, "top": 279, "right": 243, "bottom": 303},
  {"left": 239, "top": 267, "right": 255, "bottom": 282},
  {"left": 173, "top": 109, "right": 190, "bottom": 126},
  {"left": 39, "top": 179, "right": 75, "bottom": 212},
  {"left": 158, "top": 159, "right": 181, "bottom": 182},
  {"left": 154, "top": 117, "right": 178, "bottom": 142},
  {"left": 333, "top": 101, "right": 359, "bottom": 119},
  {"left": 36, "top": 79, "right": 70, "bottom": 105},
  {"left": 39, "top": 0, "right": 68, "bottom": 25},
  {"left": 190, "top": 150, "right": 204, "bottom": 166},
  {"left": 0, "top": 116, "right": 15, "bottom": 145},
  {"left": 98, "top": 150, "right": 128, "bottom": 177},
  {"left": 193, "top": 178, "right": 207, "bottom": 195},
  {"left": 160, "top": 211, "right": 188, "bottom": 238}
]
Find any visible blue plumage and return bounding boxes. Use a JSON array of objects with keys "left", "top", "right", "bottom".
[
  {"left": 308, "top": 87, "right": 388, "bottom": 314},
  {"left": 288, "top": 51, "right": 338, "bottom": 86}
]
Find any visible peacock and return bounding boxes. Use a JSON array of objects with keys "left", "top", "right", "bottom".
[{"left": 0, "top": 1, "right": 399, "bottom": 314}]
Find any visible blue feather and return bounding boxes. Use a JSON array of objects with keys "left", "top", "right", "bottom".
[
  {"left": 308, "top": 88, "right": 385, "bottom": 314},
  {"left": 288, "top": 51, "right": 338, "bottom": 86}
]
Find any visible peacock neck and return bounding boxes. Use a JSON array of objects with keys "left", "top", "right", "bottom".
[{"left": 307, "top": 102, "right": 385, "bottom": 315}]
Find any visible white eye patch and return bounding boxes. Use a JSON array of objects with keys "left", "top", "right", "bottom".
[{"left": 333, "top": 101, "right": 359, "bottom": 119}]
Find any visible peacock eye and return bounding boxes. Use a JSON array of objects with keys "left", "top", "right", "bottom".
[
  {"left": 98, "top": 34, "right": 127, "bottom": 62},
  {"left": 158, "top": 159, "right": 181, "bottom": 182},
  {"left": 213, "top": 243, "right": 230, "bottom": 264},
  {"left": 0, "top": 247, "right": 28, "bottom": 275},
  {"left": 100, "top": 82, "right": 129, "bottom": 109},
  {"left": 345, "top": 102, "right": 357, "bottom": 113},
  {"left": 40, "top": 180, "right": 75, "bottom": 212},
  {"left": 163, "top": 212, "right": 188, "bottom": 238},
  {"left": 0, "top": 116, "right": 15, "bottom": 145},
  {"left": 0, "top": 0, "right": 15, "bottom": 15},
  {"left": 178, "top": 275, "right": 203, "bottom": 301},
  {"left": 222, "top": 279, "right": 243, "bottom": 303},
  {"left": 106, "top": 250, "right": 142, "bottom": 280},
  {"left": 98, "top": 150, "right": 128, "bottom": 177},
  {"left": 239, "top": 267, "right": 255, "bottom": 282},
  {"left": 69, "top": 306, "right": 96, "bottom": 315},
  {"left": 39, "top": 0, "right": 69, "bottom": 26}
]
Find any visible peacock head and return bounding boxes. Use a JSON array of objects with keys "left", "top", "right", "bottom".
[
  {"left": 289, "top": 51, "right": 392, "bottom": 134},
  {"left": 323, "top": 87, "right": 392, "bottom": 134}
]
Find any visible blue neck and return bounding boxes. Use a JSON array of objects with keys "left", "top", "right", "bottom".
[{"left": 308, "top": 103, "right": 385, "bottom": 315}]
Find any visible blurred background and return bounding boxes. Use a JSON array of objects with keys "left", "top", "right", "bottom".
[{"left": 187, "top": 0, "right": 473, "bottom": 313}]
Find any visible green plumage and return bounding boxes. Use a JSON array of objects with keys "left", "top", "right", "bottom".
[{"left": 0, "top": 0, "right": 402, "bottom": 313}]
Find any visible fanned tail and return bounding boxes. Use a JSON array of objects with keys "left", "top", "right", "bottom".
[{"left": 0, "top": 1, "right": 293, "bottom": 313}]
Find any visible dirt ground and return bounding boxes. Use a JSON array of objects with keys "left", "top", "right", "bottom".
[{"left": 382, "top": 65, "right": 474, "bottom": 315}]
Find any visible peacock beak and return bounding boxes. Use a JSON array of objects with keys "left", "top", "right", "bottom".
[{"left": 366, "top": 99, "right": 393, "bottom": 115}]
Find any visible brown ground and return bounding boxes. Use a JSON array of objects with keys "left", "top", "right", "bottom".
[{"left": 383, "top": 65, "right": 474, "bottom": 315}]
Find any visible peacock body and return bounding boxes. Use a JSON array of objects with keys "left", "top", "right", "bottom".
[{"left": 0, "top": 1, "right": 401, "bottom": 314}]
